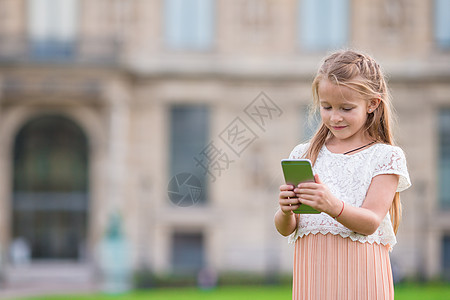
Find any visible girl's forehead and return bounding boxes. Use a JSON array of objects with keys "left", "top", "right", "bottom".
[{"left": 318, "top": 79, "right": 366, "bottom": 103}]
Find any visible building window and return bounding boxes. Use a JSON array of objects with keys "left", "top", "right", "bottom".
[
  {"left": 164, "top": 0, "right": 215, "bottom": 50},
  {"left": 13, "top": 115, "right": 88, "bottom": 259},
  {"left": 172, "top": 232, "right": 204, "bottom": 272},
  {"left": 439, "top": 109, "right": 450, "bottom": 208},
  {"left": 239, "top": 0, "right": 274, "bottom": 43},
  {"left": 443, "top": 235, "right": 450, "bottom": 280},
  {"left": 298, "top": 0, "right": 349, "bottom": 51},
  {"left": 434, "top": 0, "right": 450, "bottom": 49},
  {"left": 169, "top": 105, "right": 209, "bottom": 205},
  {"left": 27, "top": 0, "right": 78, "bottom": 60}
]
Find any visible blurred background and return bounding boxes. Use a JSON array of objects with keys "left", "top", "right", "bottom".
[{"left": 0, "top": 0, "right": 449, "bottom": 297}]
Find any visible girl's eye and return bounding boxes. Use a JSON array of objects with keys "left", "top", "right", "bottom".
[
  {"left": 342, "top": 108, "right": 353, "bottom": 111},
  {"left": 322, "top": 106, "right": 332, "bottom": 110}
]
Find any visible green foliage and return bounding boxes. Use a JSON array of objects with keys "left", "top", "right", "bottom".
[
  {"left": 133, "top": 270, "right": 291, "bottom": 288},
  {"left": 394, "top": 281, "right": 450, "bottom": 300},
  {"left": 17, "top": 282, "right": 450, "bottom": 300},
  {"left": 17, "top": 286, "right": 292, "bottom": 300}
]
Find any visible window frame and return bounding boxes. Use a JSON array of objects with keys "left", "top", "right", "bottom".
[
  {"left": 169, "top": 104, "right": 210, "bottom": 205},
  {"left": 438, "top": 108, "right": 450, "bottom": 209},
  {"left": 27, "top": 0, "right": 79, "bottom": 60},
  {"left": 298, "top": 0, "right": 350, "bottom": 51},
  {"left": 434, "top": 0, "right": 450, "bottom": 50},
  {"left": 163, "top": 0, "right": 215, "bottom": 51}
]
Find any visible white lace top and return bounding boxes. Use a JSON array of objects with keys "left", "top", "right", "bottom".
[{"left": 287, "top": 143, "right": 411, "bottom": 250}]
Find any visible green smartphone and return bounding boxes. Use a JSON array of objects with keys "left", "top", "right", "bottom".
[{"left": 281, "top": 159, "right": 320, "bottom": 214}]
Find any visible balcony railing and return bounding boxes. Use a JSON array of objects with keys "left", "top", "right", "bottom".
[{"left": 0, "top": 36, "right": 121, "bottom": 65}]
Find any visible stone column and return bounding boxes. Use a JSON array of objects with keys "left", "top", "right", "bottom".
[
  {"left": 105, "top": 79, "right": 130, "bottom": 215},
  {"left": 100, "top": 79, "right": 132, "bottom": 293}
]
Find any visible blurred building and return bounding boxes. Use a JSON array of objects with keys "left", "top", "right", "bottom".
[{"left": 0, "top": 0, "right": 449, "bottom": 289}]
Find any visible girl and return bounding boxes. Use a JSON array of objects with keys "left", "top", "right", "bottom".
[{"left": 274, "top": 50, "right": 411, "bottom": 300}]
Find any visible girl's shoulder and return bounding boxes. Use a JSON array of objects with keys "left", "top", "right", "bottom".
[
  {"left": 366, "top": 143, "right": 408, "bottom": 169},
  {"left": 288, "top": 143, "right": 310, "bottom": 159},
  {"left": 371, "top": 143, "right": 407, "bottom": 159},
  {"left": 371, "top": 143, "right": 411, "bottom": 191}
]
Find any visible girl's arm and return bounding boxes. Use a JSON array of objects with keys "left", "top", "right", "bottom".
[
  {"left": 296, "top": 174, "right": 398, "bottom": 236},
  {"left": 274, "top": 184, "right": 301, "bottom": 236}
]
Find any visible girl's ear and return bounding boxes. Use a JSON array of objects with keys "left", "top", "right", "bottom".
[{"left": 367, "top": 98, "right": 381, "bottom": 113}]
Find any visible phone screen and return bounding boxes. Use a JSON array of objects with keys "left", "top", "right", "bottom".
[{"left": 281, "top": 159, "right": 320, "bottom": 214}]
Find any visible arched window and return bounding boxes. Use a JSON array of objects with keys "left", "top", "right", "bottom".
[{"left": 12, "top": 115, "right": 88, "bottom": 259}]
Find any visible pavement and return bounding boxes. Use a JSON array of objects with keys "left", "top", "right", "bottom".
[{"left": 0, "top": 262, "right": 100, "bottom": 299}]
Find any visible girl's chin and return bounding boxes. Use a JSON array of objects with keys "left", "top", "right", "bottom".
[
  {"left": 329, "top": 130, "right": 358, "bottom": 141},
  {"left": 329, "top": 129, "right": 349, "bottom": 137}
]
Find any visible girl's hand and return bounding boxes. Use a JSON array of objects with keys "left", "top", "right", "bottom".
[
  {"left": 278, "top": 184, "right": 301, "bottom": 216},
  {"left": 294, "top": 174, "right": 342, "bottom": 217}
]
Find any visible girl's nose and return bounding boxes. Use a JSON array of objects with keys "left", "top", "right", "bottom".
[{"left": 330, "top": 111, "right": 343, "bottom": 123}]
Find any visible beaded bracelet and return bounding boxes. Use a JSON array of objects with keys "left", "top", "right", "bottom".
[{"left": 334, "top": 201, "right": 345, "bottom": 220}]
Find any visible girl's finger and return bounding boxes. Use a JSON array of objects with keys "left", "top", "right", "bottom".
[
  {"left": 297, "top": 182, "right": 318, "bottom": 189},
  {"left": 280, "top": 184, "right": 295, "bottom": 192},
  {"left": 296, "top": 193, "right": 315, "bottom": 201},
  {"left": 294, "top": 188, "right": 316, "bottom": 195},
  {"left": 280, "top": 191, "right": 296, "bottom": 198},
  {"left": 314, "top": 174, "right": 322, "bottom": 184},
  {"left": 280, "top": 197, "right": 300, "bottom": 206},
  {"left": 282, "top": 205, "right": 300, "bottom": 213},
  {"left": 298, "top": 197, "right": 315, "bottom": 207}
]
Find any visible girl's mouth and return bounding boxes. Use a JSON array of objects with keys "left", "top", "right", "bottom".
[{"left": 332, "top": 126, "right": 347, "bottom": 131}]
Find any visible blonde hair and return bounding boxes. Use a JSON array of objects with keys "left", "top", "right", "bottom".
[{"left": 305, "top": 50, "right": 401, "bottom": 234}]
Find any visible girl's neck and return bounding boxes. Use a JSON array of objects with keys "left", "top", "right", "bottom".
[{"left": 326, "top": 135, "right": 375, "bottom": 154}]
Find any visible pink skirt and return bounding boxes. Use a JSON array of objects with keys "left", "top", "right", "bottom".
[{"left": 292, "top": 233, "right": 394, "bottom": 300}]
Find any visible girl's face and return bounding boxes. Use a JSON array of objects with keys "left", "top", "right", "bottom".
[{"left": 318, "top": 78, "right": 375, "bottom": 143}]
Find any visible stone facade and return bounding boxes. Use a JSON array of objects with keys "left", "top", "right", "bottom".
[{"left": 0, "top": 0, "right": 449, "bottom": 284}]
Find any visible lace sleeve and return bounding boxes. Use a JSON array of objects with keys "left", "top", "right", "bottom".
[
  {"left": 373, "top": 146, "right": 411, "bottom": 192},
  {"left": 289, "top": 143, "right": 309, "bottom": 159}
]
